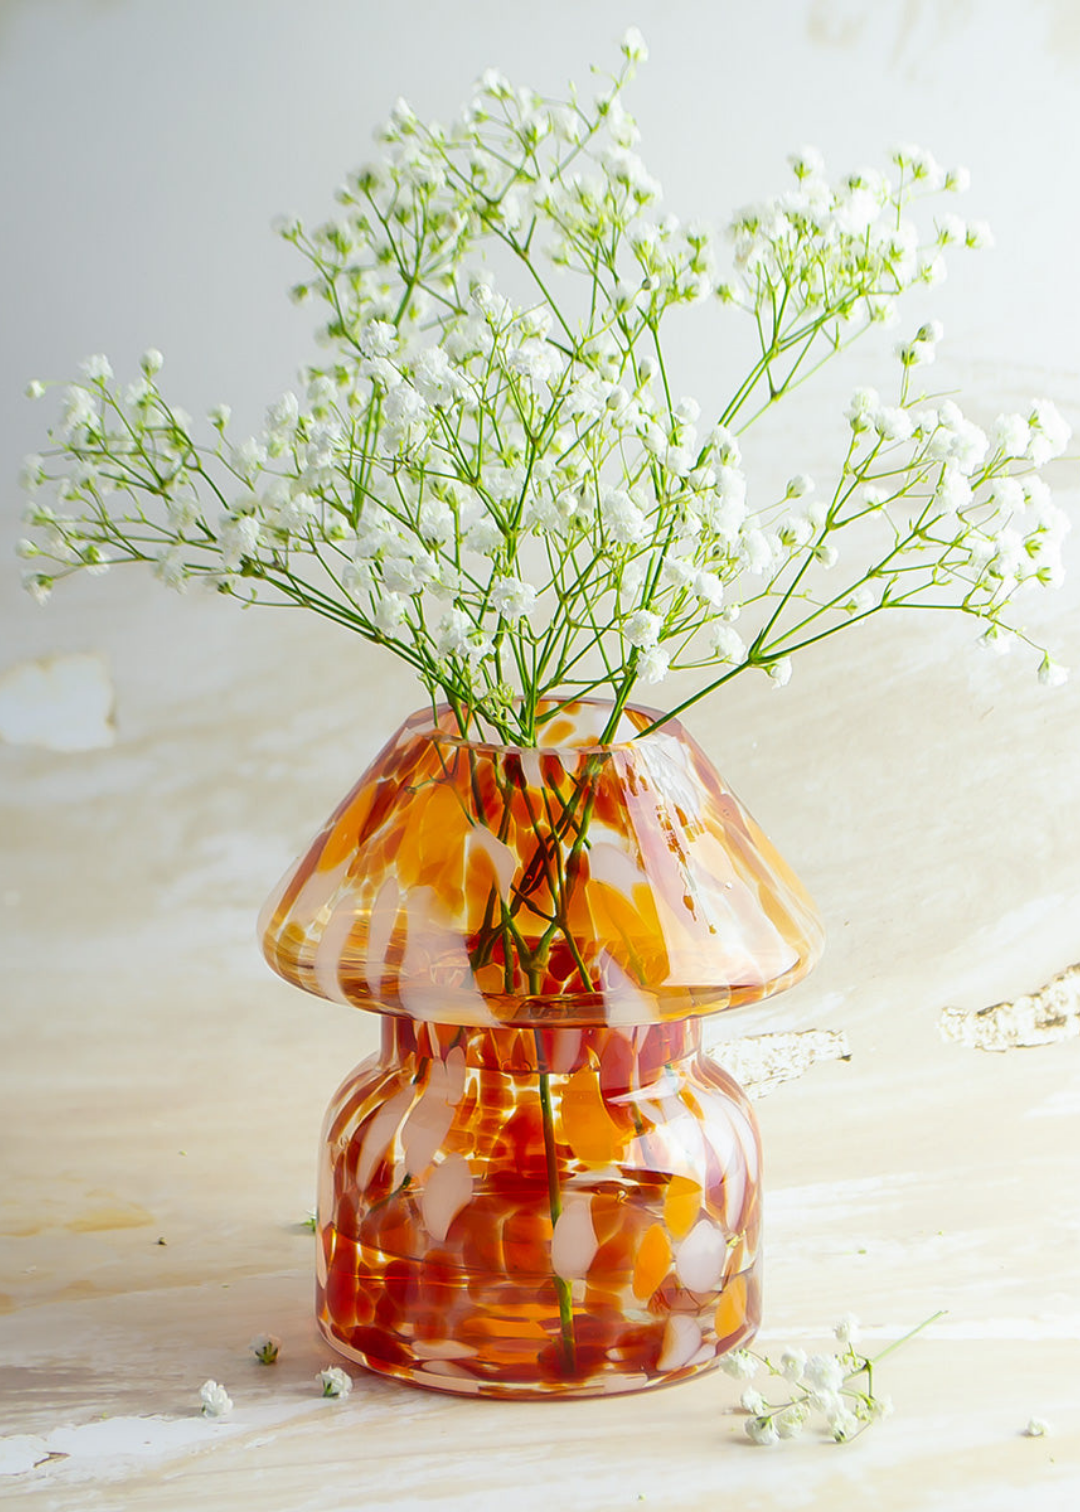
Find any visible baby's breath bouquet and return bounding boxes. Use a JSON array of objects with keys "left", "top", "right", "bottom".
[{"left": 18, "top": 29, "right": 1072, "bottom": 744}]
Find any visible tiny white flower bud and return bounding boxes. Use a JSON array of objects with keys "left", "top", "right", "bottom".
[
  {"left": 828, "top": 1405, "right": 860, "bottom": 1442},
  {"left": 779, "top": 1347, "right": 806, "bottom": 1382},
  {"left": 776, "top": 1402, "right": 809, "bottom": 1439},
  {"left": 846, "top": 386, "right": 880, "bottom": 429},
  {"left": 19, "top": 454, "right": 45, "bottom": 492},
  {"left": 766, "top": 657, "right": 792, "bottom": 687},
  {"left": 622, "top": 608, "right": 661, "bottom": 649},
  {"left": 637, "top": 644, "right": 670, "bottom": 684},
  {"left": 675, "top": 396, "right": 700, "bottom": 425},
  {"left": 250, "top": 1333, "right": 281, "bottom": 1364},
  {"left": 745, "top": 1415, "right": 779, "bottom": 1446},
  {"left": 803, "top": 1353, "right": 845, "bottom": 1393},
  {"left": 621, "top": 26, "right": 648, "bottom": 63},
  {"left": 23, "top": 572, "right": 53, "bottom": 605},
  {"left": 490, "top": 575, "right": 537, "bottom": 621},
  {"left": 788, "top": 145, "right": 825, "bottom": 180},
  {"left": 896, "top": 339, "right": 935, "bottom": 368},
  {"left": 718, "top": 1348, "right": 758, "bottom": 1380},
  {"left": 834, "top": 1312, "right": 861, "bottom": 1345},
  {"left": 317, "top": 1366, "right": 352, "bottom": 1398},
  {"left": 199, "top": 1380, "right": 233, "bottom": 1417},
  {"left": 271, "top": 211, "right": 302, "bottom": 238},
  {"left": 785, "top": 473, "right": 814, "bottom": 498},
  {"left": 1038, "top": 655, "right": 1068, "bottom": 688},
  {"left": 79, "top": 354, "right": 113, "bottom": 382},
  {"left": 965, "top": 219, "right": 995, "bottom": 250},
  {"left": 936, "top": 212, "right": 966, "bottom": 246}
]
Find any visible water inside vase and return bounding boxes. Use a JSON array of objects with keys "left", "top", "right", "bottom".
[{"left": 316, "top": 1019, "right": 762, "bottom": 1397}]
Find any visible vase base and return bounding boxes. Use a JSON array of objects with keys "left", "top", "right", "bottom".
[
  {"left": 317, "top": 1312, "right": 759, "bottom": 1400},
  {"left": 316, "top": 1248, "right": 760, "bottom": 1400},
  {"left": 315, "top": 1020, "right": 765, "bottom": 1400}
]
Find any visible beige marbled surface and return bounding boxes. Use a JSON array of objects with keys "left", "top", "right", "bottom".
[
  {"left": 3, "top": 562, "right": 1079, "bottom": 1510},
  {"left": 3, "top": 1, "right": 1080, "bottom": 1507}
]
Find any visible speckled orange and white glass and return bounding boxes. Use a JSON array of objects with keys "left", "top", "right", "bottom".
[{"left": 260, "top": 701, "right": 824, "bottom": 1397}]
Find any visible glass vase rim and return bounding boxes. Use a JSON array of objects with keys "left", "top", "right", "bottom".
[{"left": 415, "top": 697, "right": 686, "bottom": 757}]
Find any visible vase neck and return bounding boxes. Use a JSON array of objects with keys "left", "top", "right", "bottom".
[{"left": 379, "top": 1018, "right": 702, "bottom": 1081}]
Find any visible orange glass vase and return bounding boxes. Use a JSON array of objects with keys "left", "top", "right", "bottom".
[{"left": 260, "top": 701, "right": 823, "bottom": 1398}]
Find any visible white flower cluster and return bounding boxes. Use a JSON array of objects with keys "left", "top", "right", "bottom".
[
  {"left": 720, "top": 1314, "right": 904, "bottom": 1445},
  {"left": 196, "top": 1356, "right": 351, "bottom": 1417},
  {"left": 835, "top": 378, "right": 1071, "bottom": 620},
  {"left": 728, "top": 143, "right": 961, "bottom": 333},
  {"left": 18, "top": 32, "right": 1072, "bottom": 744}
]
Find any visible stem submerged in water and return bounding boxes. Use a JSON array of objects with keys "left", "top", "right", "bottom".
[{"left": 536, "top": 1041, "right": 577, "bottom": 1374}]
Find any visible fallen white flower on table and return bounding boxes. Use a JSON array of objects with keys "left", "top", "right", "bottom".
[
  {"left": 199, "top": 1380, "right": 233, "bottom": 1417},
  {"left": 718, "top": 1348, "right": 759, "bottom": 1381},
  {"left": 317, "top": 1366, "right": 353, "bottom": 1398},
  {"left": 1023, "top": 1417, "right": 1052, "bottom": 1438},
  {"left": 778, "top": 1347, "right": 807, "bottom": 1382},
  {"left": 250, "top": 1333, "right": 281, "bottom": 1364},
  {"left": 728, "top": 1311, "right": 941, "bottom": 1446},
  {"left": 745, "top": 1415, "right": 779, "bottom": 1446},
  {"left": 803, "top": 1353, "right": 845, "bottom": 1394}
]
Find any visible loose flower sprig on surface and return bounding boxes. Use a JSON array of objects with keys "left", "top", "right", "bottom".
[
  {"left": 18, "top": 31, "right": 1071, "bottom": 745},
  {"left": 198, "top": 1380, "right": 233, "bottom": 1418},
  {"left": 316, "top": 1366, "right": 353, "bottom": 1399},
  {"left": 250, "top": 1333, "right": 281, "bottom": 1364},
  {"left": 720, "top": 1311, "right": 944, "bottom": 1445},
  {"left": 1023, "top": 1417, "right": 1053, "bottom": 1438}
]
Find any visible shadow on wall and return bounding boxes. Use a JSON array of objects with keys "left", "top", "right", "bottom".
[{"left": 807, "top": 0, "right": 1080, "bottom": 67}]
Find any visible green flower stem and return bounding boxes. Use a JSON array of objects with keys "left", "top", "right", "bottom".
[{"left": 534, "top": 1037, "right": 577, "bottom": 1374}]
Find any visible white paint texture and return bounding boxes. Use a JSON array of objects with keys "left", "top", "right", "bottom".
[
  {"left": 0, "top": 653, "right": 115, "bottom": 751},
  {"left": 717, "top": 1028, "right": 852, "bottom": 1097},
  {"left": 940, "top": 962, "right": 1080, "bottom": 1050}
]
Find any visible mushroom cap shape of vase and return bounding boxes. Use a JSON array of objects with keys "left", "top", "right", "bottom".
[
  {"left": 260, "top": 700, "right": 823, "bottom": 1027},
  {"left": 259, "top": 701, "right": 823, "bottom": 1398}
]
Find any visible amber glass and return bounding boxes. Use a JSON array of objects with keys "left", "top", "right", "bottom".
[
  {"left": 260, "top": 701, "right": 823, "bottom": 1397},
  {"left": 260, "top": 701, "right": 823, "bottom": 1026},
  {"left": 318, "top": 1017, "right": 761, "bottom": 1396}
]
